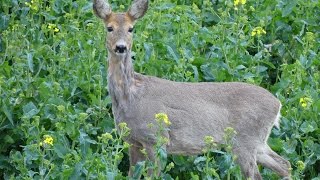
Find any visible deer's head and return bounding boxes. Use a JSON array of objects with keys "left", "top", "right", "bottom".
[{"left": 93, "top": 0, "right": 148, "bottom": 59}]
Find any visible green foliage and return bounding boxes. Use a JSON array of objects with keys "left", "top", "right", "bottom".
[{"left": 0, "top": 0, "right": 320, "bottom": 179}]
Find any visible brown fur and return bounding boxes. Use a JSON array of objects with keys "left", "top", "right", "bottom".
[{"left": 93, "top": 0, "right": 291, "bottom": 179}]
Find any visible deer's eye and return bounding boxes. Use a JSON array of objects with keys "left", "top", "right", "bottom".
[
  {"left": 128, "top": 27, "right": 134, "bottom": 33},
  {"left": 107, "top": 27, "right": 113, "bottom": 32}
]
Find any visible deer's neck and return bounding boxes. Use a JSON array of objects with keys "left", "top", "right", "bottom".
[{"left": 107, "top": 52, "right": 135, "bottom": 111}]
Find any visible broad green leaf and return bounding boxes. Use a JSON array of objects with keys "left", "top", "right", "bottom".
[
  {"left": 300, "top": 121, "right": 317, "bottom": 134},
  {"left": 194, "top": 156, "right": 206, "bottom": 164},
  {"left": 283, "top": 139, "right": 297, "bottom": 154},
  {"left": 22, "top": 102, "right": 39, "bottom": 119},
  {"left": 282, "top": 0, "right": 298, "bottom": 17},
  {"left": 256, "top": 65, "right": 268, "bottom": 73},
  {"left": 107, "top": 172, "right": 116, "bottom": 180},
  {"left": 166, "top": 45, "right": 179, "bottom": 63},
  {"left": 2, "top": 102, "right": 13, "bottom": 125},
  {"left": 133, "top": 161, "right": 145, "bottom": 179},
  {"left": 268, "top": 137, "right": 284, "bottom": 152},
  {"left": 172, "top": 155, "right": 186, "bottom": 166},
  {"left": 0, "top": 14, "right": 9, "bottom": 30}
]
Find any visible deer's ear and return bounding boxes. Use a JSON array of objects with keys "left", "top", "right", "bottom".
[
  {"left": 93, "top": 0, "right": 112, "bottom": 20},
  {"left": 127, "top": 0, "right": 148, "bottom": 21}
]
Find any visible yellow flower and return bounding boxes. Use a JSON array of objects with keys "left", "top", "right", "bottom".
[
  {"left": 299, "top": 97, "right": 312, "bottom": 108},
  {"left": 155, "top": 113, "right": 171, "bottom": 126},
  {"left": 43, "top": 135, "right": 54, "bottom": 146},
  {"left": 296, "top": 160, "right": 305, "bottom": 171},
  {"left": 234, "top": 0, "right": 246, "bottom": 6},
  {"left": 48, "top": 23, "right": 60, "bottom": 33},
  {"left": 251, "top": 27, "right": 266, "bottom": 37}
]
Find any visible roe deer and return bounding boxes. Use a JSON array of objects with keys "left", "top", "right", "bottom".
[{"left": 93, "top": 0, "right": 291, "bottom": 179}]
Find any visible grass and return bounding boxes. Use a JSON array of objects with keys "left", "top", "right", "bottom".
[{"left": 0, "top": 0, "right": 319, "bottom": 179}]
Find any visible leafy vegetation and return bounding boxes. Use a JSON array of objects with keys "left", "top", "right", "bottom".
[{"left": 0, "top": 0, "right": 319, "bottom": 179}]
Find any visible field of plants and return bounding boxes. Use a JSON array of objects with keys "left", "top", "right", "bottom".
[{"left": 0, "top": 0, "right": 319, "bottom": 179}]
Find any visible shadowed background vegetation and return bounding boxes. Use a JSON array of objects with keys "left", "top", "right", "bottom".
[{"left": 0, "top": 0, "right": 319, "bottom": 179}]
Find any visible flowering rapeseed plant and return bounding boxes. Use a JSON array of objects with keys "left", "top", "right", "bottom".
[
  {"left": 251, "top": 27, "right": 266, "bottom": 37},
  {"left": 155, "top": 113, "right": 171, "bottom": 125}
]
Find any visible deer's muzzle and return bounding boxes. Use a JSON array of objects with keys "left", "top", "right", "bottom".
[{"left": 115, "top": 45, "right": 127, "bottom": 53}]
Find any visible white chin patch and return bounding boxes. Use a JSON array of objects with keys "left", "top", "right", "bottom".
[{"left": 116, "top": 52, "right": 127, "bottom": 59}]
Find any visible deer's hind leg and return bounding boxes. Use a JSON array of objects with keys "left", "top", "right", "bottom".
[
  {"left": 233, "top": 143, "right": 262, "bottom": 180},
  {"left": 257, "top": 144, "right": 291, "bottom": 178}
]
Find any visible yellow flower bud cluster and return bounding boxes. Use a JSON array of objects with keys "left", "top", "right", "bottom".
[
  {"left": 40, "top": 135, "right": 54, "bottom": 146},
  {"left": 204, "top": 135, "right": 215, "bottom": 145},
  {"left": 299, "top": 97, "right": 312, "bottom": 108},
  {"left": 48, "top": 23, "right": 60, "bottom": 33},
  {"left": 234, "top": 0, "right": 246, "bottom": 6},
  {"left": 192, "top": 3, "right": 201, "bottom": 15},
  {"left": 251, "top": 27, "right": 266, "bottom": 37},
  {"left": 155, "top": 113, "right": 171, "bottom": 126},
  {"left": 296, "top": 160, "right": 305, "bottom": 171},
  {"left": 25, "top": 0, "right": 39, "bottom": 12}
]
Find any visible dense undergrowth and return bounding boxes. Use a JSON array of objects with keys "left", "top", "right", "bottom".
[{"left": 0, "top": 0, "right": 319, "bottom": 179}]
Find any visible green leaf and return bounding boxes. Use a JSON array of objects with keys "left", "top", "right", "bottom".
[
  {"left": 54, "top": 141, "right": 70, "bottom": 158},
  {"left": 162, "top": 174, "right": 174, "bottom": 180},
  {"left": 22, "top": 102, "right": 39, "bottom": 119},
  {"left": 0, "top": 14, "right": 9, "bottom": 30},
  {"left": 166, "top": 45, "right": 179, "bottom": 63},
  {"left": 172, "top": 155, "right": 186, "bottom": 166},
  {"left": 300, "top": 121, "right": 317, "bottom": 134},
  {"left": 107, "top": 172, "right": 116, "bottom": 180},
  {"left": 283, "top": 139, "right": 297, "bottom": 154},
  {"left": 191, "top": 65, "right": 199, "bottom": 81},
  {"left": 190, "top": 172, "right": 200, "bottom": 180},
  {"left": 2, "top": 102, "right": 13, "bottom": 125},
  {"left": 133, "top": 161, "right": 145, "bottom": 179},
  {"left": 27, "top": 52, "right": 34, "bottom": 73},
  {"left": 143, "top": 42, "right": 153, "bottom": 61},
  {"left": 70, "top": 163, "right": 83, "bottom": 180},
  {"left": 256, "top": 65, "right": 268, "bottom": 73},
  {"left": 236, "top": 65, "right": 246, "bottom": 70},
  {"left": 194, "top": 156, "right": 206, "bottom": 164},
  {"left": 282, "top": 0, "right": 298, "bottom": 17},
  {"left": 158, "top": 147, "right": 168, "bottom": 170},
  {"left": 268, "top": 138, "right": 284, "bottom": 152}
]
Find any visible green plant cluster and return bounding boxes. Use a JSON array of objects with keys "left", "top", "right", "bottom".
[{"left": 0, "top": 0, "right": 319, "bottom": 179}]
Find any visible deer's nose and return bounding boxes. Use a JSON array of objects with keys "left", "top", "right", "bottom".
[{"left": 115, "top": 45, "right": 127, "bottom": 53}]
